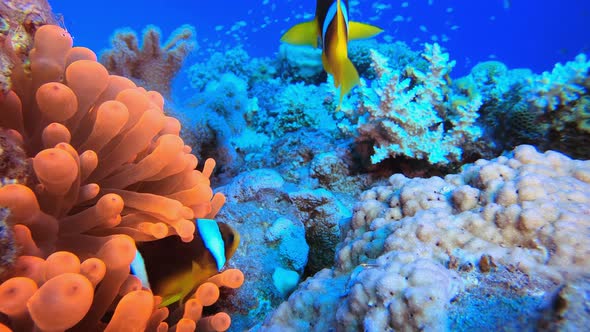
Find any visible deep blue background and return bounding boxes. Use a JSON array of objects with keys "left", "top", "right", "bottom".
[{"left": 50, "top": 0, "right": 589, "bottom": 77}]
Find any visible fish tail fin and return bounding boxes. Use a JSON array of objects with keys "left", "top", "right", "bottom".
[
  {"left": 348, "top": 21, "right": 383, "bottom": 40},
  {"left": 281, "top": 20, "right": 319, "bottom": 48},
  {"left": 338, "top": 58, "right": 360, "bottom": 105},
  {"left": 322, "top": 52, "right": 339, "bottom": 87}
]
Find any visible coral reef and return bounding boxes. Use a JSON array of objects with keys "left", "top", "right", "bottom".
[
  {"left": 0, "top": 1, "right": 588, "bottom": 331},
  {"left": 100, "top": 24, "right": 197, "bottom": 98},
  {"left": 0, "top": 25, "right": 241, "bottom": 331},
  {"left": 158, "top": 19, "right": 590, "bottom": 329},
  {"left": 261, "top": 145, "right": 590, "bottom": 331},
  {"left": 0, "top": 0, "right": 56, "bottom": 94}
]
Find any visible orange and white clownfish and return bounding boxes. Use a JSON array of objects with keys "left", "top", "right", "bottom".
[
  {"left": 131, "top": 218, "right": 239, "bottom": 307},
  {"left": 281, "top": 0, "right": 383, "bottom": 106}
]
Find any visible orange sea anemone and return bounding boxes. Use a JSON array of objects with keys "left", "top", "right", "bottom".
[{"left": 0, "top": 24, "right": 241, "bottom": 331}]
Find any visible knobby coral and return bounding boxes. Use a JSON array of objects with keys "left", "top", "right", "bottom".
[
  {"left": 262, "top": 145, "right": 590, "bottom": 331},
  {"left": 0, "top": 24, "right": 241, "bottom": 331}
]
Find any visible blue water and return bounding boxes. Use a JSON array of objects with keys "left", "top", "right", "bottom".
[{"left": 51, "top": 0, "right": 589, "bottom": 77}]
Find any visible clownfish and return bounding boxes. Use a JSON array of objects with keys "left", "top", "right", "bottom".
[
  {"left": 131, "top": 219, "right": 240, "bottom": 307},
  {"left": 281, "top": 0, "right": 383, "bottom": 106}
]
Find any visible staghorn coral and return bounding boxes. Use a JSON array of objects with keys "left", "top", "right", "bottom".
[
  {"left": 0, "top": 0, "right": 56, "bottom": 94},
  {"left": 0, "top": 25, "right": 241, "bottom": 331},
  {"left": 100, "top": 24, "right": 197, "bottom": 99},
  {"left": 355, "top": 44, "right": 483, "bottom": 165}
]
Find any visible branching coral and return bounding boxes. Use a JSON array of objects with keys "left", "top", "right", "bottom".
[
  {"left": 0, "top": 25, "right": 241, "bottom": 331},
  {"left": 356, "top": 44, "right": 483, "bottom": 165},
  {"left": 100, "top": 24, "right": 197, "bottom": 98},
  {"left": 526, "top": 53, "right": 590, "bottom": 111}
]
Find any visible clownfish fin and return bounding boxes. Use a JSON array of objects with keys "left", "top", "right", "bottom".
[
  {"left": 160, "top": 292, "right": 183, "bottom": 308},
  {"left": 281, "top": 20, "right": 319, "bottom": 48},
  {"left": 348, "top": 21, "right": 383, "bottom": 40},
  {"left": 158, "top": 262, "right": 206, "bottom": 308}
]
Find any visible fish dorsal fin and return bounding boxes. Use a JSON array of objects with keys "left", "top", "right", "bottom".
[
  {"left": 280, "top": 20, "right": 319, "bottom": 48},
  {"left": 348, "top": 21, "right": 383, "bottom": 40}
]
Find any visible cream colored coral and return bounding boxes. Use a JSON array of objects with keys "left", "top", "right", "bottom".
[
  {"left": 342, "top": 145, "right": 590, "bottom": 278},
  {"left": 336, "top": 253, "right": 462, "bottom": 331},
  {"left": 262, "top": 145, "right": 590, "bottom": 331}
]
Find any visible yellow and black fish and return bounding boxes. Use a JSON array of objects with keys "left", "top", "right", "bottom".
[
  {"left": 281, "top": 0, "right": 383, "bottom": 105},
  {"left": 131, "top": 218, "right": 239, "bottom": 307}
]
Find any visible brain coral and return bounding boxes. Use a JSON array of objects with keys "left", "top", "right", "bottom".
[
  {"left": 261, "top": 145, "right": 590, "bottom": 331},
  {"left": 0, "top": 25, "right": 238, "bottom": 331}
]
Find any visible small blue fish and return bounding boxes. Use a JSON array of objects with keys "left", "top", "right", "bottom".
[
  {"left": 131, "top": 218, "right": 239, "bottom": 307},
  {"left": 281, "top": 0, "right": 383, "bottom": 106}
]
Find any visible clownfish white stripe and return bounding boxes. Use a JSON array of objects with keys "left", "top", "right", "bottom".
[
  {"left": 197, "top": 218, "right": 226, "bottom": 271},
  {"left": 322, "top": 1, "right": 338, "bottom": 47},
  {"left": 340, "top": 1, "right": 350, "bottom": 34},
  {"left": 322, "top": 1, "right": 350, "bottom": 50},
  {"left": 131, "top": 250, "right": 151, "bottom": 289}
]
